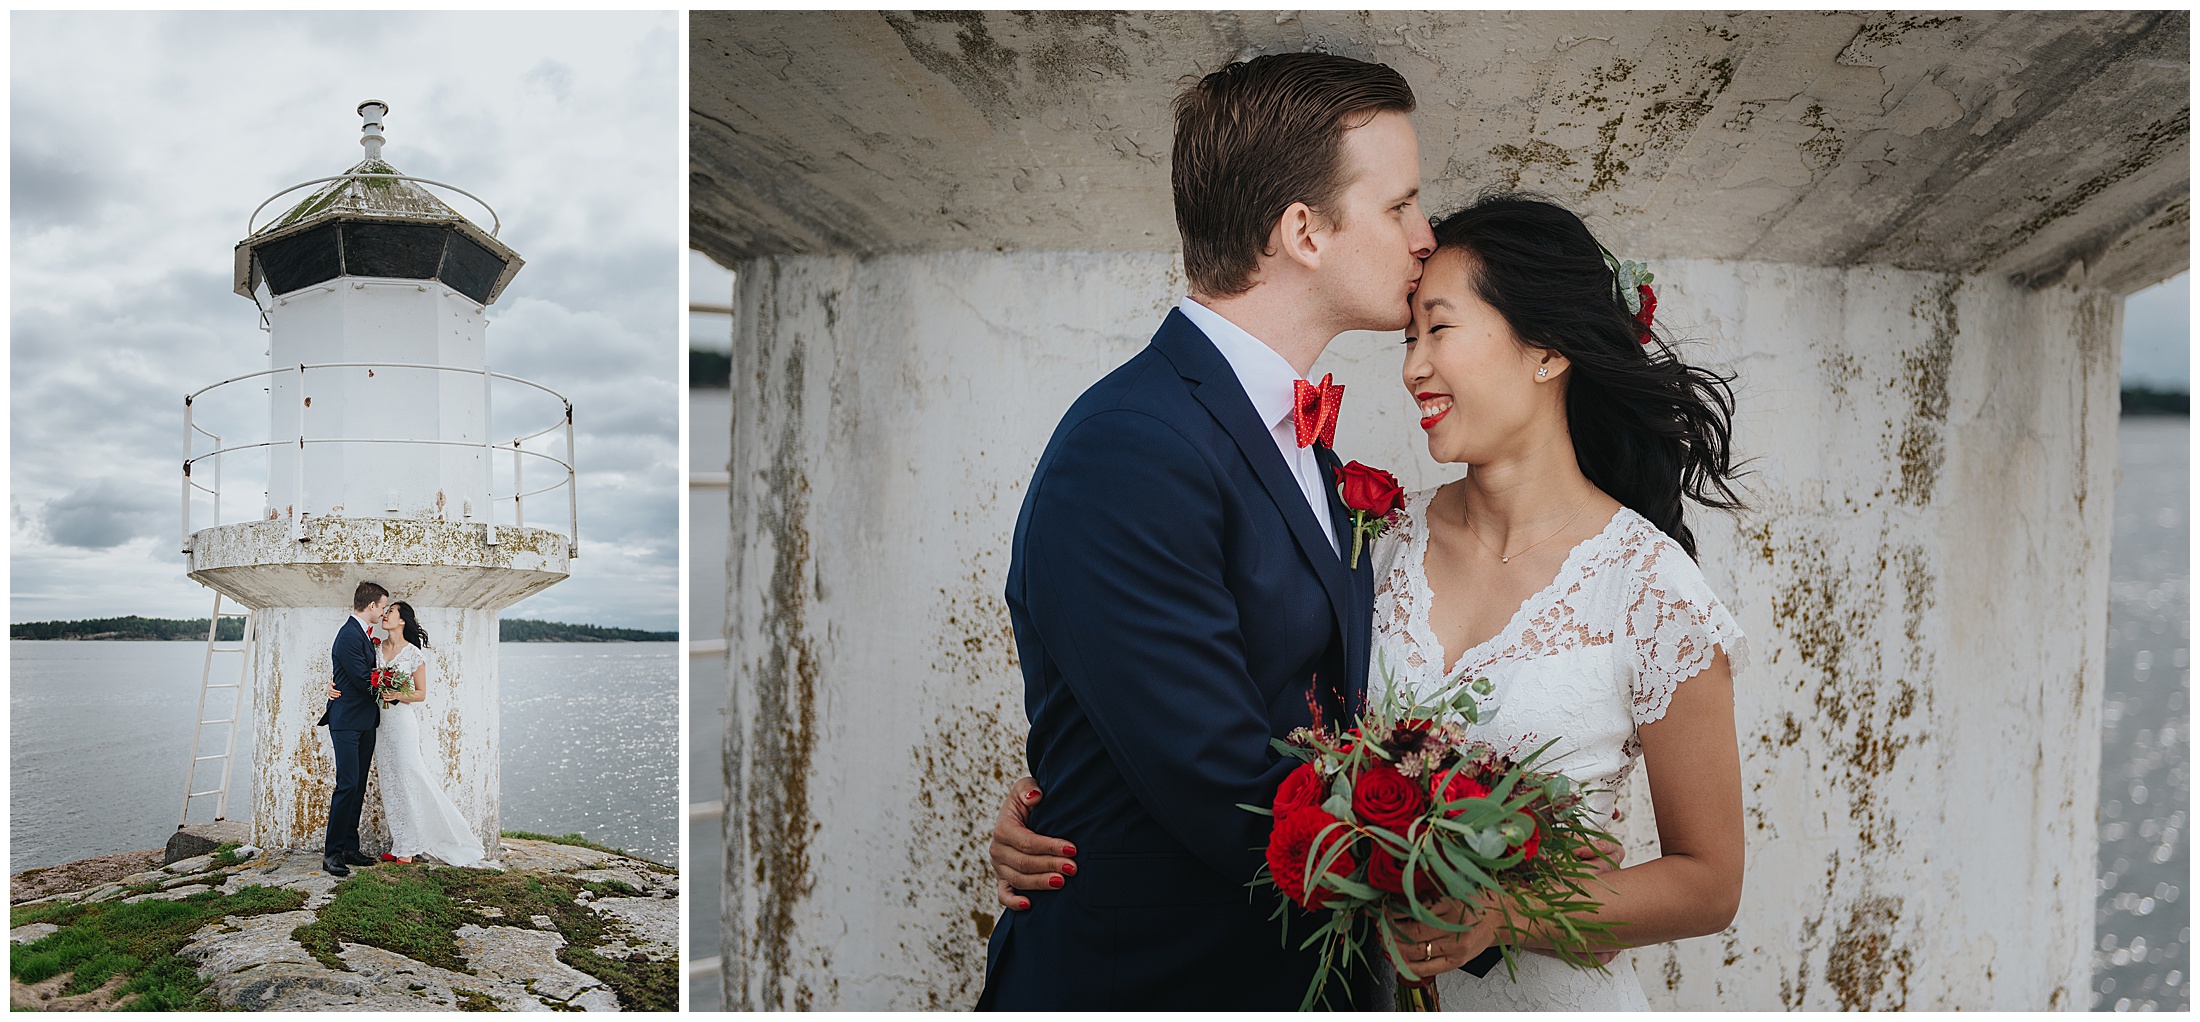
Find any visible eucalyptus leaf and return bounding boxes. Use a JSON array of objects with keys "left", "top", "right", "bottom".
[
  {"left": 1320, "top": 793, "right": 1353, "bottom": 820},
  {"left": 1324, "top": 873, "right": 1379, "bottom": 901},
  {"left": 1465, "top": 827, "right": 1507, "bottom": 859}
]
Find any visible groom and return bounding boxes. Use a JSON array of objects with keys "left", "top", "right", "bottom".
[
  {"left": 975, "top": 54, "right": 1433, "bottom": 1009},
  {"left": 322, "top": 581, "right": 388, "bottom": 877}
]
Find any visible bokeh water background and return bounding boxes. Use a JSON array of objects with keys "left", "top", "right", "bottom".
[
  {"left": 2092, "top": 416, "right": 2189, "bottom": 1012},
  {"left": 9, "top": 640, "right": 676, "bottom": 870}
]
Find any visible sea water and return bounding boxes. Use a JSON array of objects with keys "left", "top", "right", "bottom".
[
  {"left": 8, "top": 641, "right": 676, "bottom": 870},
  {"left": 2093, "top": 417, "right": 2189, "bottom": 1011}
]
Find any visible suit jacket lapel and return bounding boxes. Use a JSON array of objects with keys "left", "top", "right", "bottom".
[
  {"left": 1313, "top": 443, "right": 1374, "bottom": 713},
  {"left": 1150, "top": 311, "right": 1357, "bottom": 665}
]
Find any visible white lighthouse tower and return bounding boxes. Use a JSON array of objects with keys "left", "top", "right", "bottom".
[{"left": 179, "top": 102, "right": 578, "bottom": 859}]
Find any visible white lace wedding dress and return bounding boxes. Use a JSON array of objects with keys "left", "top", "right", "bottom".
[
  {"left": 1368, "top": 489, "right": 1746, "bottom": 1011},
  {"left": 377, "top": 643, "right": 489, "bottom": 868}
]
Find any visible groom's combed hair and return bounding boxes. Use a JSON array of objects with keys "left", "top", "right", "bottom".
[
  {"left": 1173, "top": 52, "right": 1414, "bottom": 297},
  {"left": 352, "top": 581, "right": 389, "bottom": 611},
  {"left": 1428, "top": 194, "right": 1748, "bottom": 559}
]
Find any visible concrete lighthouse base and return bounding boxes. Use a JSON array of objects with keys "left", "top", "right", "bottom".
[{"left": 187, "top": 517, "right": 569, "bottom": 859}]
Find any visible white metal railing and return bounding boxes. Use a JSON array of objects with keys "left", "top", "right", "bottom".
[{"left": 183, "top": 360, "right": 577, "bottom": 557}]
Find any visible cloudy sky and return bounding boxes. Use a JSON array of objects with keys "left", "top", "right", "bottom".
[
  {"left": 2121, "top": 272, "right": 2190, "bottom": 390},
  {"left": 11, "top": 12, "right": 678, "bottom": 630}
]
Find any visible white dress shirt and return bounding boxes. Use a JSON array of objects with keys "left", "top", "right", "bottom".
[{"left": 1177, "top": 297, "right": 1339, "bottom": 556}]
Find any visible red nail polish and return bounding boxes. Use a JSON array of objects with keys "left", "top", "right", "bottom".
[
  {"left": 1025, "top": 791, "right": 1039, "bottom": 802},
  {"left": 1018, "top": 899, "right": 1030, "bottom": 910},
  {"left": 1049, "top": 875, "right": 1064, "bottom": 889},
  {"left": 1060, "top": 861, "right": 1076, "bottom": 876},
  {"left": 1061, "top": 843, "right": 1077, "bottom": 857}
]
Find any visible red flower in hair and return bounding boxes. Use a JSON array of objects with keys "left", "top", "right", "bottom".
[{"left": 1635, "top": 284, "right": 1658, "bottom": 339}]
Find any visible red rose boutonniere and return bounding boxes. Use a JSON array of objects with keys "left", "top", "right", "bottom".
[{"left": 1333, "top": 461, "right": 1406, "bottom": 570}]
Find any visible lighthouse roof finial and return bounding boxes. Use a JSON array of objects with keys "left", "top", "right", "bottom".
[{"left": 358, "top": 100, "right": 388, "bottom": 161}]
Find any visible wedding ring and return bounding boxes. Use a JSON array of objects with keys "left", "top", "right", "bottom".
[{"left": 1422, "top": 941, "right": 1436, "bottom": 962}]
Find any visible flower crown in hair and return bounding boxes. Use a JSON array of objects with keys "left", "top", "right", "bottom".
[{"left": 1602, "top": 249, "right": 1658, "bottom": 343}]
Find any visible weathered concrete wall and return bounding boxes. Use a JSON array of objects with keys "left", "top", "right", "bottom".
[
  {"left": 189, "top": 517, "right": 568, "bottom": 858},
  {"left": 720, "top": 251, "right": 2119, "bottom": 1009},
  {"left": 1600, "top": 263, "right": 2119, "bottom": 1011},
  {"left": 721, "top": 253, "right": 1179, "bottom": 1011},
  {"left": 240, "top": 603, "right": 500, "bottom": 857},
  {"left": 694, "top": 11, "right": 2187, "bottom": 292}
]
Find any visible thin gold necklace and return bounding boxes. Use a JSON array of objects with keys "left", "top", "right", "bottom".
[{"left": 1462, "top": 493, "right": 1594, "bottom": 565}]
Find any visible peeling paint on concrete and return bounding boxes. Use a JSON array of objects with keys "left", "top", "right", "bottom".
[
  {"left": 721, "top": 251, "right": 2123, "bottom": 1009},
  {"left": 693, "top": 11, "right": 2185, "bottom": 294},
  {"left": 190, "top": 517, "right": 557, "bottom": 858},
  {"left": 1824, "top": 894, "right": 1912, "bottom": 1010}
]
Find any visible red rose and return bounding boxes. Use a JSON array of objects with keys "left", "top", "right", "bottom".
[
  {"left": 1517, "top": 820, "right": 1542, "bottom": 863},
  {"left": 1267, "top": 810, "right": 1357, "bottom": 911},
  {"left": 1429, "top": 768, "right": 1491, "bottom": 819},
  {"left": 1333, "top": 461, "right": 1406, "bottom": 517},
  {"left": 371, "top": 635, "right": 382, "bottom": 645},
  {"left": 1273, "top": 763, "right": 1324, "bottom": 820},
  {"left": 1635, "top": 285, "right": 1658, "bottom": 335},
  {"left": 1363, "top": 848, "right": 1401, "bottom": 896},
  {"left": 1350, "top": 762, "right": 1427, "bottom": 835}
]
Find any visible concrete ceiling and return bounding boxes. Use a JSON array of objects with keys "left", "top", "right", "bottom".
[{"left": 693, "top": 10, "right": 2187, "bottom": 294}]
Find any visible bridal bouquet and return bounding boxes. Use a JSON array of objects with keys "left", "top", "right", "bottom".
[
  {"left": 1248, "top": 663, "right": 1620, "bottom": 1010},
  {"left": 369, "top": 665, "right": 412, "bottom": 709}
]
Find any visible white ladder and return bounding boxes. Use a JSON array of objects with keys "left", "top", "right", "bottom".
[{"left": 178, "top": 593, "right": 254, "bottom": 829}]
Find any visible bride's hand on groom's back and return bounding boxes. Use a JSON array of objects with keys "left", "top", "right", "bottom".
[{"left": 989, "top": 776, "right": 1078, "bottom": 911}]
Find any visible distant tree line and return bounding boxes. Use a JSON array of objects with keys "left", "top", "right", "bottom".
[
  {"left": 692, "top": 348, "right": 731, "bottom": 388},
  {"left": 12, "top": 616, "right": 675, "bottom": 643},
  {"left": 2122, "top": 386, "right": 2188, "bottom": 416},
  {"left": 9, "top": 616, "right": 246, "bottom": 641},
  {"left": 500, "top": 619, "right": 677, "bottom": 642}
]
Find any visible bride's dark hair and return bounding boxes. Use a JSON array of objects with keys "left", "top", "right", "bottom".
[
  {"left": 391, "top": 600, "right": 431, "bottom": 649},
  {"left": 1428, "top": 192, "right": 1745, "bottom": 558}
]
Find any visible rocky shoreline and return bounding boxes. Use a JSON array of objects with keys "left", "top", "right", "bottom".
[
  {"left": 9, "top": 838, "right": 677, "bottom": 1011},
  {"left": 10, "top": 849, "right": 165, "bottom": 906}
]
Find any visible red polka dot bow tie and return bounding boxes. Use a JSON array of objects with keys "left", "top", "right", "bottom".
[{"left": 1293, "top": 374, "right": 1344, "bottom": 449}]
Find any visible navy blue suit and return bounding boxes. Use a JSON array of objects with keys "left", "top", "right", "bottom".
[
  {"left": 323, "top": 614, "right": 380, "bottom": 857},
  {"left": 979, "top": 310, "right": 1375, "bottom": 1009}
]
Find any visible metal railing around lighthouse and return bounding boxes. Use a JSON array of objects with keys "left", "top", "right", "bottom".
[{"left": 182, "top": 361, "right": 578, "bottom": 557}]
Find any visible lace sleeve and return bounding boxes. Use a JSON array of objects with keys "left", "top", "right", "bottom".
[{"left": 1625, "top": 534, "right": 1747, "bottom": 727}]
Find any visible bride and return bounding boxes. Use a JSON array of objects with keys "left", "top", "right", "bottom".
[
  {"left": 1375, "top": 194, "right": 1746, "bottom": 1009},
  {"left": 373, "top": 600, "right": 490, "bottom": 869}
]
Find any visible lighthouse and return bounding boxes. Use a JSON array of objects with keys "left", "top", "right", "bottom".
[{"left": 180, "top": 102, "right": 578, "bottom": 859}]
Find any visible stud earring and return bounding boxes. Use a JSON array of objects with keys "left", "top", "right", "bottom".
[{"left": 1537, "top": 367, "right": 1549, "bottom": 378}]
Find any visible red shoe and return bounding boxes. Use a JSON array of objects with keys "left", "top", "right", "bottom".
[{"left": 379, "top": 853, "right": 400, "bottom": 862}]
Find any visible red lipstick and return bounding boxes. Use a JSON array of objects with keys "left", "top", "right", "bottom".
[{"left": 1416, "top": 391, "right": 1452, "bottom": 431}]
